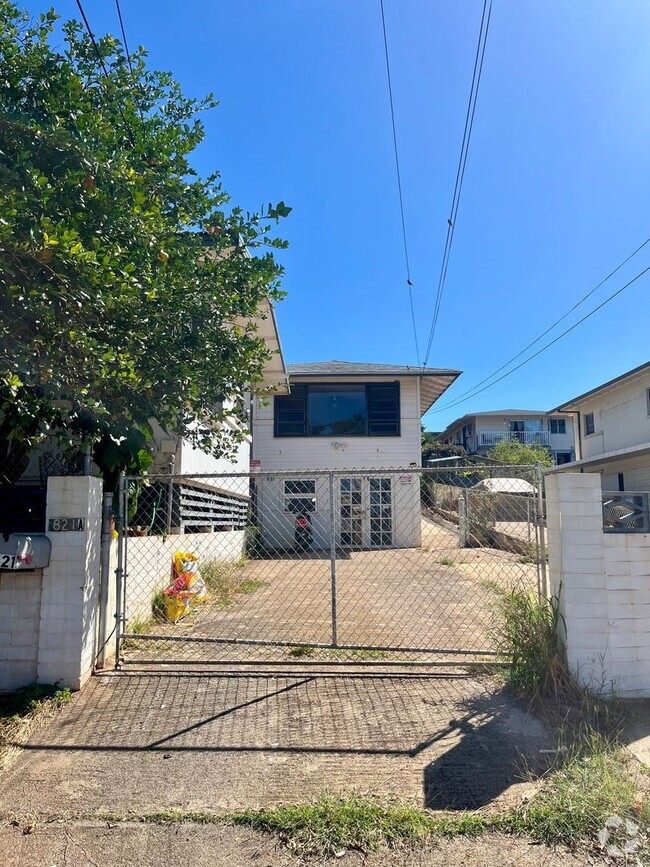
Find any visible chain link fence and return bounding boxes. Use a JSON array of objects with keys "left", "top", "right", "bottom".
[{"left": 115, "top": 465, "right": 545, "bottom": 667}]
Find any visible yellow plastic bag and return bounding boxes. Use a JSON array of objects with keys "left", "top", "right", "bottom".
[{"left": 163, "top": 593, "right": 191, "bottom": 624}]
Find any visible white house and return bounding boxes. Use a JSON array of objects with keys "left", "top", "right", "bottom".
[
  {"left": 550, "top": 360, "right": 650, "bottom": 490},
  {"left": 437, "top": 410, "right": 575, "bottom": 465},
  {"left": 250, "top": 361, "right": 461, "bottom": 550}
]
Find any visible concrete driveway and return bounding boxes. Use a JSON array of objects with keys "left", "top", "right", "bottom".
[{"left": 125, "top": 518, "right": 537, "bottom": 664}]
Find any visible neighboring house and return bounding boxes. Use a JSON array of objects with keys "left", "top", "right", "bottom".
[
  {"left": 5, "top": 298, "right": 287, "bottom": 535},
  {"left": 437, "top": 410, "right": 575, "bottom": 465},
  {"left": 550, "top": 360, "right": 650, "bottom": 490},
  {"left": 251, "top": 361, "right": 461, "bottom": 550}
]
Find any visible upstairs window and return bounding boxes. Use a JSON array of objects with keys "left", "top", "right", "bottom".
[
  {"left": 549, "top": 418, "right": 566, "bottom": 435},
  {"left": 274, "top": 383, "right": 400, "bottom": 437},
  {"left": 584, "top": 412, "right": 595, "bottom": 436}
]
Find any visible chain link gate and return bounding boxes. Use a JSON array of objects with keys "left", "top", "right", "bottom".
[{"left": 114, "top": 464, "right": 546, "bottom": 667}]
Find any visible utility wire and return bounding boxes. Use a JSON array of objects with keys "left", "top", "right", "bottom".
[
  {"left": 431, "top": 233, "right": 650, "bottom": 412},
  {"left": 115, "top": 0, "right": 134, "bottom": 73},
  {"left": 379, "top": 0, "right": 421, "bottom": 367},
  {"left": 424, "top": 261, "right": 650, "bottom": 417},
  {"left": 74, "top": 0, "right": 136, "bottom": 146},
  {"left": 422, "top": 0, "right": 492, "bottom": 367}
]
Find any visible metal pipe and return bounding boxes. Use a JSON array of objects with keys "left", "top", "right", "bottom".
[
  {"left": 114, "top": 473, "right": 126, "bottom": 669},
  {"left": 96, "top": 491, "right": 113, "bottom": 669},
  {"left": 536, "top": 463, "right": 548, "bottom": 597},
  {"left": 116, "top": 632, "right": 499, "bottom": 656},
  {"left": 328, "top": 471, "right": 338, "bottom": 646},
  {"left": 165, "top": 454, "right": 175, "bottom": 534}
]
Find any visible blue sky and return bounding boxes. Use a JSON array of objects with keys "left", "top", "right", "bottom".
[{"left": 30, "top": 1, "right": 650, "bottom": 431}]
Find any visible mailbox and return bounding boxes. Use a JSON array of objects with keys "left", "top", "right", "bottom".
[{"left": 0, "top": 533, "right": 51, "bottom": 570}]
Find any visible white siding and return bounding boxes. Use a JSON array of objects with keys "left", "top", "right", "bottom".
[
  {"left": 251, "top": 376, "right": 422, "bottom": 550},
  {"left": 252, "top": 376, "right": 422, "bottom": 471},
  {"left": 576, "top": 369, "right": 650, "bottom": 459}
]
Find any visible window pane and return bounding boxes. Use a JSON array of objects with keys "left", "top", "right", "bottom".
[
  {"left": 368, "top": 384, "right": 399, "bottom": 436},
  {"left": 285, "top": 479, "right": 316, "bottom": 495},
  {"left": 285, "top": 497, "right": 316, "bottom": 513},
  {"left": 275, "top": 386, "right": 307, "bottom": 437},
  {"left": 308, "top": 385, "right": 367, "bottom": 436}
]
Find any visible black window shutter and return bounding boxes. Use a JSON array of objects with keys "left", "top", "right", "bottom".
[
  {"left": 274, "top": 386, "right": 307, "bottom": 436},
  {"left": 367, "top": 383, "right": 400, "bottom": 436}
]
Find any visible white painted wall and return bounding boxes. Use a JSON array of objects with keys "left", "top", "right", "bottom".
[
  {"left": 252, "top": 376, "right": 422, "bottom": 471},
  {"left": 254, "top": 471, "right": 421, "bottom": 550},
  {"left": 121, "top": 530, "right": 245, "bottom": 627},
  {"left": 574, "top": 368, "right": 650, "bottom": 459},
  {"left": 546, "top": 472, "right": 650, "bottom": 698},
  {"left": 0, "top": 476, "right": 104, "bottom": 692},
  {"left": 251, "top": 377, "right": 422, "bottom": 550}
]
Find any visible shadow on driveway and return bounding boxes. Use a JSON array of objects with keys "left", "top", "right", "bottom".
[{"left": 0, "top": 670, "right": 551, "bottom": 815}]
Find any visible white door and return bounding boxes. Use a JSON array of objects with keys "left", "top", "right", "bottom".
[{"left": 339, "top": 477, "right": 393, "bottom": 548}]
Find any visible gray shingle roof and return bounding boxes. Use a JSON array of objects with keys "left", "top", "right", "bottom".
[
  {"left": 284, "top": 361, "right": 461, "bottom": 415},
  {"left": 286, "top": 361, "right": 460, "bottom": 377}
]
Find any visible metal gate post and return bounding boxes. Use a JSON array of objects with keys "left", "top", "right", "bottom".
[
  {"left": 114, "top": 473, "right": 127, "bottom": 668},
  {"left": 535, "top": 463, "right": 548, "bottom": 598},
  {"left": 329, "top": 471, "right": 338, "bottom": 646}
]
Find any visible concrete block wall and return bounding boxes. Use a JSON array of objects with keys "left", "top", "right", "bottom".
[
  {"left": 546, "top": 472, "right": 650, "bottom": 697},
  {"left": 0, "top": 570, "right": 42, "bottom": 691},
  {"left": 0, "top": 475, "right": 103, "bottom": 693}
]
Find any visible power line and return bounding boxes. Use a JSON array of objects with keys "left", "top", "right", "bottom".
[
  {"left": 379, "top": 0, "right": 421, "bottom": 367},
  {"left": 115, "top": 0, "right": 134, "bottom": 73},
  {"left": 74, "top": 0, "right": 136, "bottom": 147},
  {"left": 422, "top": 0, "right": 493, "bottom": 367},
  {"left": 431, "top": 233, "right": 650, "bottom": 412},
  {"left": 424, "top": 260, "right": 650, "bottom": 417}
]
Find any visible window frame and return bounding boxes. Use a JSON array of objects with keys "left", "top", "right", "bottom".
[
  {"left": 283, "top": 479, "right": 317, "bottom": 514},
  {"left": 274, "top": 382, "right": 401, "bottom": 438},
  {"left": 549, "top": 417, "right": 567, "bottom": 435},
  {"left": 584, "top": 412, "right": 595, "bottom": 436},
  {"left": 646, "top": 388, "right": 650, "bottom": 417}
]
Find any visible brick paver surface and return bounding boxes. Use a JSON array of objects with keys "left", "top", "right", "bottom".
[{"left": 0, "top": 671, "right": 551, "bottom": 817}]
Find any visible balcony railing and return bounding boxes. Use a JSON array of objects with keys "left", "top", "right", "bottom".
[{"left": 478, "top": 431, "right": 551, "bottom": 447}]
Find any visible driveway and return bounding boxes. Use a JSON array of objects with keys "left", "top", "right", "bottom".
[
  {"left": 0, "top": 671, "right": 551, "bottom": 818},
  {"left": 125, "top": 518, "right": 537, "bottom": 663}
]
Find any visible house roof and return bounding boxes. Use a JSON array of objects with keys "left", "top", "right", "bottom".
[
  {"left": 551, "top": 360, "right": 650, "bottom": 412},
  {"left": 545, "top": 441, "right": 650, "bottom": 474},
  {"left": 285, "top": 361, "right": 461, "bottom": 415},
  {"left": 438, "top": 409, "right": 564, "bottom": 440}
]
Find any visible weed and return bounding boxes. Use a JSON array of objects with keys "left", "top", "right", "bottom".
[
  {"left": 238, "top": 579, "right": 264, "bottom": 595},
  {"left": 506, "top": 728, "right": 650, "bottom": 848},
  {"left": 288, "top": 645, "right": 316, "bottom": 658},
  {"left": 231, "top": 794, "right": 488, "bottom": 856},
  {"left": 201, "top": 559, "right": 263, "bottom": 607},
  {"left": 151, "top": 590, "right": 165, "bottom": 621},
  {"left": 440, "top": 557, "right": 455, "bottom": 567},
  {"left": 518, "top": 555, "right": 535, "bottom": 565},
  {"left": 490, "top": 588, "right": 574, "bottom": 702},
  {"left": 0, "top": 684, "right": 72, "bottom": 773}
]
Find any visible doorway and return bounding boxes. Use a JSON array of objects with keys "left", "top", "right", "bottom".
[{"left": 339, "top": 476, "right": 393, "bottom": 548}]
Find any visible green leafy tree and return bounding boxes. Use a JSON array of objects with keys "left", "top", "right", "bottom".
[
  {"left": 0, "top": 3, "right": 290, "bottom": 484},
  {"left": 421, "top": 427, "right": 465, "bottom": 465},
  {"left": 487, "top": 439, "right": 554, "bottom": 467}
]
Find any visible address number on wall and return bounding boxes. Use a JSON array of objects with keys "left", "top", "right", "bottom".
[{"left": 48, "top": 517, "right": 85, "bottom": 532}]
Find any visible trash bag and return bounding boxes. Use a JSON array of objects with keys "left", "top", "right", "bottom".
[{"left": 162, "top": 551, "right": 207, "bottom": 623}]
